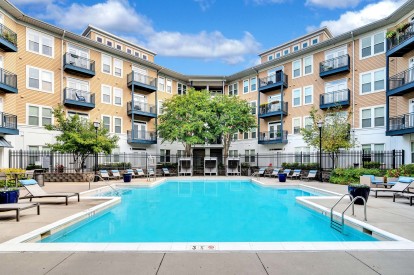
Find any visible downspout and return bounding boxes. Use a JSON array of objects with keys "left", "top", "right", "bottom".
[
  {"left": 254, "top": 68, "right": 260, "bottom": 146},
  {"left": 61, "top": 30, "right": 66, "bottom": 105},
  {"left": 155, "top": 68, "right": 162, "bottom": 155},
  {"left": 351, "top": 31, "right": 355, "bottom": 144}
]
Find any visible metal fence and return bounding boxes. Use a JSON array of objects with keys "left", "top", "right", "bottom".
[{"left": 8, "top": 150, "right": 405, "bottom": 173}]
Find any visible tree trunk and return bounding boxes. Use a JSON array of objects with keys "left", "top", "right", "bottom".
[
  {"left": 184, "top": 144, "right": 192, "bottom": 157},
  {"left": 223, "top": 134, "right": 231, "bottom": 172}
]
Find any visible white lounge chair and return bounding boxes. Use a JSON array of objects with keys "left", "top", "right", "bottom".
[
  {"left": 251, "top": 168, "right": 265, "bottom": 177},
  {"left": 162, "top": 168, "right": 176, "bottom": 176},
  {"left": 126, "top": 169, "right": 135, "bottom": 178},
  {"left": 302, "top": 170, "right": 317, "bottom": 181},
  {"left": 99, "top": 170, "right": 113, "bottom": 180},
  {"left": 19, "top": 179, "right": 80, "bottom": 205},
  {"left": 266, "top": 168, "right": 281, "bottom": 178},
  {"left": 370, "top": 182, "right": 413, "bottom": 198},
  {"left": 288, "top": 169, "right": 302, "bottom": 179},
  {"left": 135, "top": 168, "right": 145, "bottom": 177},
  {"left": 111, "top": 170, "right": 121, "bottom": 180},
  {"left": 0, "top": 202, "right": 40, "bottom": 221}
]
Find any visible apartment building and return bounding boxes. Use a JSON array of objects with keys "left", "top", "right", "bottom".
[{"left": 0, "top": 0, "right": 413, "bottom": 168}]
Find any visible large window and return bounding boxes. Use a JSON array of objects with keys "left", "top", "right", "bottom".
[
  {"left": 360, "top": 68, "right": 385, "bottom": 94},
  {"left": 360, "top": 31, "right": 385, "bottom": 58},
  {"left": 158, "top": 77, "right": 165, "bottom": 91},
  {"left": 178, "top": 83, "right": 187, "bottom": 95},
  {"left": 245, "top": 149, "right": 255, "bottom": 163},
  {"left": 303, "top": 85, "right": 313, "bottom": 105},
  {"left": 250, "top": 101, "right": 257, "bottom": 115},
  {"left": 303, "top": 55, "right": 313, "bottom": 75},
  {"left": 304, "top": 116, "right": 313, "bottom": 130},
  {"left": 28, "top": 105, "right": 52, "bottom": 126},
  {"left": 113, "top": 58, "right": 123, "bottom": 77},
  {"left": 113, "top": 88, "right": 122, "bottom": 106},
  {"left": 101, "top": 85, "right": 111, "bottom": 104},
  {"left": 102, "top": 116, "right": 111, "bottom": 131},
  {"left": 102, "top": 54, "right": 111, "bottom": 74},
  {"left": 166, "top": 79, "right": 172, "bottom": 94},
  {"left": 361, "top": 106, "right": 385, "bottom": 128},
  {"left": 228, "top": 83, "right": 238, "bottom": 96},
  {"left": 293, "top": 117, "right": 301, "bottom": 134},
  {"left": 268, "top": 54, "right": 273, "bottom": 61},
  {"left": 250, "top": 128, "right": 257, "bottom": 139},
  {"left": 26, "top": 66, "right": 53, "bottom": 93},
  {"left": 292, "top": 88, "right": 301, "bottom": 107},
  {"left": 292, "top": 60, "right": 301, "bottom": 78},
  {"left": 229, "top": 150, "right": 238, "bottom": 157},
  {"left": 250, "top": 77, "right": 257, "bottom": 91},
  {"left": 283, "top": 48, "right": 290, "bottom": 55},
  {"left": 243, "top": 79, "right": 249, "bottom": 94},
  {"left": 114, "top": 117, "right": 122, "bottom": 134},
  {"left": 160, "top": 149, "right": 171, "bottom": 163},
  {"left": 26, "top": 28, "right": 54, "bottom": 57}
]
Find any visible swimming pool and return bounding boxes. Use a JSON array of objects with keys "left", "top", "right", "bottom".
[{"left": 41, "top": 180, "right": 377, "bottom": 243}]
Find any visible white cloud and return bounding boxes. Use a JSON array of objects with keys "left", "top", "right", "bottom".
[
  {"left": 307, "top": 0, "right": 406, "bottom": 36},
  {"left": 305, "top": 0, "right": 360, "bottom": 9},
  {"left": 194, "top": 0, "right": 215, "bottom": 11},
  {"left": 11, "top": 0, "right": 53, "bottom": 4}
]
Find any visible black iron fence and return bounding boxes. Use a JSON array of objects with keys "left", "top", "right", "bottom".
[{"left": 8, "top": 150, "right": 405, "bottom": 174}]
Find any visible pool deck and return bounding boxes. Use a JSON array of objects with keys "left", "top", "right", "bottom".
[{"left": 1, "top": 176, "right": 414, "bottom": 274}]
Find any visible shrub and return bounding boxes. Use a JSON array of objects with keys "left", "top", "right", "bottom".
[
  {"left": 385, "top": 165, "right": 413, "bottom": 178},
  {"left": 329, "top": 168, "right": 384, "bottom": 185},
  {"left": 26, "top": 164, "right": 42, "bottom": 170},
  {"left": 157, "top": 162, "right": 178, "bottom": 169},
  {"left": 282, "top": 162, "right": 319, "bottom": 170},
  {"left": 363, "top": 161, "right": 381, "bottom": 169},
  {"left": 98, "top": 162, "right": 131, "bottom": 170}
]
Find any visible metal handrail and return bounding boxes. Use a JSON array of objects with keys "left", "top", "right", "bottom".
[
  {"left": 320, "top": 89, "right": 350, "bottom": 105},
  {"left": 0, "top": 67, "right": 17, "bottom": 88},
  {"left": 64, "top": 52, "right": 95, "bottom": 71},
  {"left": 341, "top": 196, "right": 367, "bottom": 222},
  {"left": 0, "top": 23, "right": 17, "bottom": 46},
  {"left": 127, "top": 101, "right": 156, "bottom": 114},
  {"left": 319, "top": 54, "right": 349, "bottom": 72},
  {"left": 330, "top": 194, "right": 353, "bottom": 222},
  {"left": 89, "top": 174, "right": 120, "bottom": 196},
  {"left": 127, "top": 72, "right": 157, "bottom": 87},
  {"left": 258, "top": 72, "right": 288, "bottom": 88},
  {"left": 387, "top": 22, "right": 414, "bottom": 50},
  {"left": 389, "top": 66, "right": 414, "bottom": 90}
]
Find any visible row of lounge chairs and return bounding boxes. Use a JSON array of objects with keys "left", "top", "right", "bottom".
[
  {"left": 252, "top": 168, "right": 318, "bottom": 181},
  {"left": 99, "top": 168, "right": 176, "bottom": 180}
]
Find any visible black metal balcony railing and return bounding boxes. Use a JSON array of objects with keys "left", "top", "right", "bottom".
[
  {"left": 388, "top": 113, "right": 414, "bottom": 132},
  {"left": 0, "top": 23, "right": 17, "bottom": 46},
  {"left": 127, "top": 72, "right": 157, "bottom": 87},
  {"left": 258, "top": 72, "right": 288, "bottom": 89},
  {"left": 64, "top": 88, "right": 95, "bottom": 104},
  {"left": 127, "top": 101, "right": 156, "bottom": 114},
  {"left": 0, "top": 68, "right": 17, "bottom": 90},
  {"left": 389, "top": 67, "right": 414, "bottom": 91},
  {"left": 320, "top": 89, "right": 350, "bottom": 105},
  {"left": 0, "top": 111, "right": 17, "bottom": 129},
  {"left": 259, "top": 101, "right": 288, "bottom": 116},
  {"left": 319, "top": 54, "right": 350, "bottom": 74},
  {"left": 387, "top": 22, "right": 414, "bottom": 50},
  {"left": 127, "top": 130, "right": 157, "bottom": 142},
  {"left": 258, "top": 130, "right": 288, "bottom": 143},
  {"left": 64, "top": 53, "right": 95, "bottom": 72}
]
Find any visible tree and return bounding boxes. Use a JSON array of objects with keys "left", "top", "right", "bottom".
[
  {"left": 157, "top": 88, "right": 216, "bottom": 155},
  {"left": 45, "top": 105, "right": 119, "bottom": 172},
  {"left": 301, "top": 106, "right": 355, "bottom": 168},
  {"left": 210, "top": 95, "right": 257, "bottom": 159}
]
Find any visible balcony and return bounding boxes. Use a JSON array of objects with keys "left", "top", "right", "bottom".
[
  {"left": 258, "top": 72, "right": 288, "bottom": 93},
  {"left": 127, "top": 130, "right": 157, "bottom": 144},
  {"left": 319, "top": 54, "right": 350, "bottom": 78},
  {"left": 127, "top": 72, "right": 157, "bottom": 93},
  {"left": 0, "top": 112, "right": 18, "bottom": 135},
  {"left": 258, "top": 101, "right": 288, "bottom": 118},
  {"left": 0, "top": 68, "right": 17, "bottom": 93},
  {"left": 387, "top": 67, "right": 414, "bottom": 96},
  {"left": 63, "top": 88, "right": 95, "bottom": 109},
  {"left": 0, "top": 24, "right": 17, "bottom": 52},
  {"left": 127, "top": 101, "right": 156, "bottom": 118},
  {"left": 387, "top": 23, "right": 414, "bottom": 57},
  {"left": 63, "top": 53, "right": 95, "bottom": 78},
  {"left": 387, "top": 113, "right": 414, "bottom": 136},
  {"left": 319, "top": 89, "right": 350, "bottom": 110},
  {"left": 258, "top": 130, "right": 288, "bottom": 144}
]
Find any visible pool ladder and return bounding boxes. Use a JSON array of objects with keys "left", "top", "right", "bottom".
[
  {"left": 89, "top": 175, "right": 120, "bottom": 196},
  {"left": 330, "top": 194, "right": 367, "bottom": 233}
]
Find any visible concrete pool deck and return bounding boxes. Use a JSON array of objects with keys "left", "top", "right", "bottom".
[{"left": 1, "top": 176, "right": 414, "bottom": 274}]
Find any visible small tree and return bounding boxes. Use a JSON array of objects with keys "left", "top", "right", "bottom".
[
  {"left": 157, "top": 88, "right": 216, "bottom": 155},
  {"left": 45, "top": 105, "right": 119, "bottom": 172},
  {"left": 301, "top": 106, "right": 355, "bottom": 169},
  {"left": 210, "top": 95, "right": 257, "bottom": 160}
]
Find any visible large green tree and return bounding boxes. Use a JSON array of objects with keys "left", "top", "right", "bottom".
[
  {"left": 157, "top": 88, "right": 216, "bottom": 155},
  {"left": 45, "top": 105, "right": 119, "bottom": 172},
  {"left": 301, "top": 106, "right": 355, "bottom": 168}
]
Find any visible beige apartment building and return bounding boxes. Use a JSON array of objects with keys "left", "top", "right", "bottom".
[{"left": 0, "top": 0, "right": 413, "bottom": 168}]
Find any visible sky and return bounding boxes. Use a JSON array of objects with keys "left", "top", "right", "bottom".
[{"left": 12, "top": 0, "right": 408, "bottom": 75}]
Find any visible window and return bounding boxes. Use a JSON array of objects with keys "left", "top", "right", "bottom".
[
  {"left": 160, "top": 149, "right": 171, "bottom": 163},
  {"left": 268, "top": 54, "right": 273, "bottom": 61},
  {"left": 142, "top": 54, "right": 148, "bottom": 60},
  {"left": 166, "top": 79, "right": 172, "bottom": 94},
  {"left": 228, "top": 83, "right": 238, "bottom": 96},
  {"left": 178, "top": 83, "right": 187, "bottom": 95},
  {"left": 295, "top": 147, "right": 310, "bottom": 163},
  {"left": 232, "top": 133, "right": 238, "bottom": 141},
  {"left": 304, "top": 116, "right": 313, "bottom": 130},
  {"left": 243, "top": 131, "right": 249, "bottom": 139},
  {"left": 229, "top": 150, "right": 238, "bottom": 157},
  {"left": 101, "top": 85, "right": 111, "bottom": 104},
  {"left": 275, "top": 52, "right": 281, "bottom": 58},
  {"left": 126, "top": 48, "right": 132, "bottom": 54},
  {"left": 245, "top": 149, "right": 255, "bottom": 163},
  {"left": 243, "top": 79, "right": 249, "bottom": 94},
  {"left": 26, "top": 28, "right": 54, "bottom": 57},
  {"left": 361, "top": 106, "right": 385, "bottom": 128},
  {"left": 158, "top": 100, "right": 164, "bottom": 115},
  {"left": 113, "top": 59, "right": 123, "bottom": 77},
  {"left": 102, "top": 54, "right": 111, "bottom": 74},
  {"left": 113, "top": 88, "right": 122, "bottom": 106},
  {"left": 106, "top": 40, "right": 113, "bottom": 47},
  {"left": 303, "top": 85, "right": 313, "bottom": 105},
  {"left": 26, "top": 66, "right": 53, "bottom": 93},
  {"left": 360, "top": 68, "right": 385, "bottom": 94},
  {"left": 293, "top": 44, "right": 299, "bottom": 52},
  {"left": 68, "top": 112, "right": 88, "bottom": 122},
  {"left": 283, "top": 48, "right": 290, "bottom": 55},
  {"left": 116, "top": 44, "right": 122, "bottom": 50},
  {"left": 158, "top": 77, "right": 165, "bottom": 91},
  {"left": 293, "top": 117, "right": 301, "bottom": 134},
  {"left": 292, "top": 88, "right": 301, "bottom": 107},
  {"left": 134, "top": 51, "right": 140, "bottom": 57},
  {"left": 251, "top": 128, "right": 257, "bottom": 139},
  {"left": 250, "top": 101, "right": 257, "bottom": 115},
  {"left": 311, "top": 37, "right": 318, "bottom": 45},
  {"left": 360, "top": 31, "right": 385, "bottom": 58},
  {"left": 292, "top": 60, "right": 301, "bottom": 78},
  {"left": 114, "top": 117, "right": 122, "bottom": 134},
  {"left": 28, "top": 105, "right": 52, "bottom": 126},
  {"left": 303, "top": 55, "right": 313, "bottom": 75},
  {"left": 302, "top": 41, "right": 308, "bottom": 48},
  {"left": 96, "top": 36, "right": 103, "bottom": 43},
  {"left": 250, "top": 77, "right": 257, "bottom": 91},
  {"left": 102, "top": 116, "right": 111, "bottom": 131}
]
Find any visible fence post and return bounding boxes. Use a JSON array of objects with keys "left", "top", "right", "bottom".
[
  {"left": 51, "top": 152, "right": 54, "bottom": 172},
  {"left": 146, "top": 152, "right": 148, "bottom": 171},
  {"left": 256, "top": 153, "right": 259, "bottom": 167},
  {"left": 300, "top": 151, "right": 303, "bottom": 167},
  {"left": 19, "top": 149, "right": 22, "bottom": 169},
  {"left": 8, "top": 150, "right": 11, "bottom": 168},
  {"left": 392, "top": 149, "right": 396, "bottom": 169},
  {"left": 401, "top": 150, "right": 405, "bottom": 166}
]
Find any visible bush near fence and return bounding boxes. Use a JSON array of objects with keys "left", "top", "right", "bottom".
[
  {"left": 281, "top": 162, "right": 319, "bottom": 170},
  {"left": 329, "top": 168, "right": 385, "bottom": 185},
  {"left": 97, "top": 162, "right": 131, "bottom": 170}
]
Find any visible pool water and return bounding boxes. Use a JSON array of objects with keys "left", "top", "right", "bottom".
[{"left": 41, "top": 180, "right": 377, "bottom": 243}]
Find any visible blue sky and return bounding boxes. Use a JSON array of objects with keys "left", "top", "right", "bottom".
[{"left": 13, "top": 0, "right": 406, "bottom": 75}]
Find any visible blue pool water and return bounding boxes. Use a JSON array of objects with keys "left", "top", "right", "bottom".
[{"left": 41, "top": 180, "right": 377, "bottom": 242}]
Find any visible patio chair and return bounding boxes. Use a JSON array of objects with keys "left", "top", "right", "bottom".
[
  {"left": 111, "top": 170, "right": 121, "bottom": 180},
  {"left": 360, "top": 175, "right": 385, "bottom": 187},
  {"left": 281, "top": 169, "right": 291, "bottom": 177},
  {"left": 386, "top": 176, "right": 414, "bottom": 187},
  {"left": 162, "top": 168, "right": 177, "bottom": 176},
  {"left": 287, "top": 169, "right": 301, "bottom": 180},
  {"left": 370, "top": 181, "right": 413, "bottom": 198},
  {"left": 75, "top": 93, "right": 86, "bottom": 102},
  {"left": 126, "top": 169, "right": 135, "bottom": 178},
  {"left": 99, "top": 170, "right": 113, "bottom": 180},
  {"left": 251, "top": 168, "right": 265, "bottom": 177},
  {"left": 0, "top": 202, "right": 40, "bottom": 222},
  {"left": 135, "top": 168, "right": 145, "bottom": 177},
  {"left": 393, "top": 192, "right": 414, "bottom": 206},
  {"left": 147, "top": 168, "right": 155, "bottom": 177},
  {"left": 266, "top": 168, "right": 281, "bottom": 178},
  {"left": 19, "top": 179, "right": 80, "bottom": 205},
  {"left": 263, "top": 168, "right": 274, "bottom": 177},
  {"left": 302, "top": 170, "right": 317, "bottom": 181}
]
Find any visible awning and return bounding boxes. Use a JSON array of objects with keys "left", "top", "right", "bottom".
[{"left": 0, "top": 137, "right": 13, "bottom": 148}]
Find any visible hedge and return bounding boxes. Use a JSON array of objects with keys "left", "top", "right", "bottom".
[
  {"left": 329, "top": 168, "right": 385, "bottom": 185},
  {"left": 281, "top": 162, "right": 319, "bottom": 170}
]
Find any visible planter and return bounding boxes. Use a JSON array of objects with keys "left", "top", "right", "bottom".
[
  {"left": 278, "top": 173, "right": 287, "bottom": 182},
  {"left": 123, "top": 173, "right": 132, "bottom": 183},
  {"left": 0, "top": 189, "right": 19, "bottom": 204},
  {"left": 348, "top": 185, "right": 370, "bottom": 205}
]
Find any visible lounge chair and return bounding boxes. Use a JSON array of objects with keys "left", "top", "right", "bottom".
[
  {"left": 99, "top": 170, "right": 113, "bottom": 180},
  {"left": 360, "top": 175, "right": 385, "bottom": 187},
  {"left": 263, "top": 168, "right": 274, "bottom": 177},
  {"left": 387, "top": 176, "right": 414, "bottom": 187},
  {"left": 135, "top": 168, "right": 145, "bottom": 177},
  {"left": 370, "top": 182, "right": 413, "bottom": 198},
  {"left": 162, "top": 168, "right": 176, "bottom": 176},
  {"left": 19, "top": 179, "right": 80, "bottom": 205},
  {"left": 111, "top": 170, "right": 121, "bottom": 180},
  {"left": 126, "top": 169, "right": 135, "bottom": 178},
  {"left": 147, "top": 168, "right": 155, "bottom": 177},
  {"left": 282, "top": 169, "right": 291, "bottom": 177},
  {"left": 302, "top": 170, "right": 317, "bottom": 181},
  {"left": 266, "top": 168, "right": 281, "bottom": 178},
  {"left": 251, "top": 168, "right": 266, "bottom": 177},
  {"left": 0, "top": 202, "right": 40, "bottom": 221},
  {"left": 288, "top": 169, "right": 302, "bottom": 179},
  {"left": 393, "top": 192, "right": 414, "bottom": 206}
]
